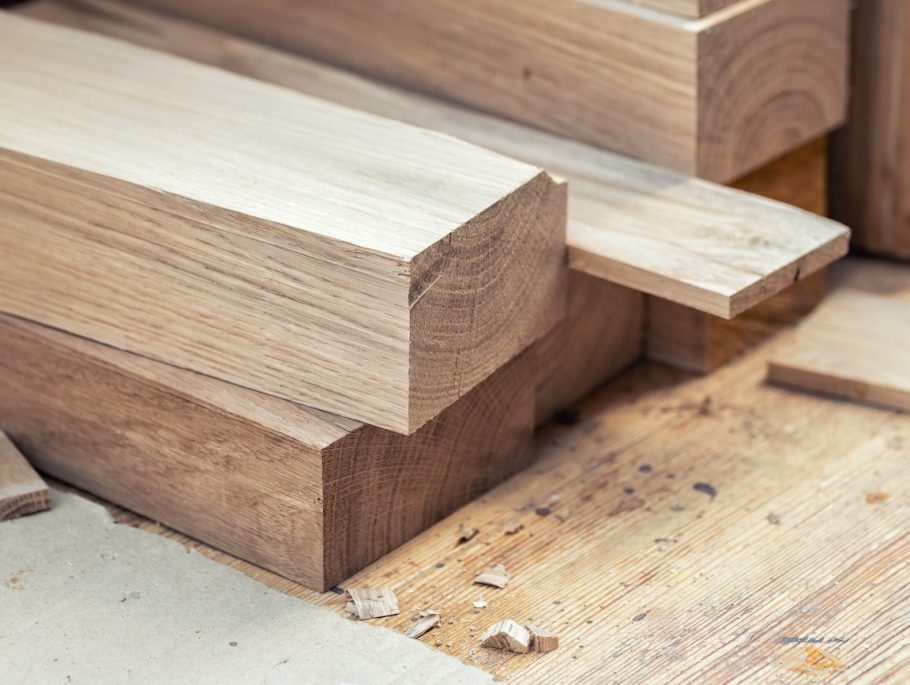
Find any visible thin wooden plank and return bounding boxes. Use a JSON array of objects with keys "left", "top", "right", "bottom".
[
  {"left": 19, "top": 0, "right": 850, "bottom": 319},
  {"left": 769, "top": 288, "right": 910, "bottom": 412},
  {"left": 648, "top": 139, "right": 833, "bottom": 372},
  {"left": 0, "top": 12, "right": 566, "bottom": 434},
  {"left": 829, "top": 0, "right": 910, "bottom": 259},
  {"left": 0, "top": 430, "right": 51, "bottom": 521},
  {"left": 0, "top": 314, "right": 535, "bottom": 591},
  {"left": 86, "top": 325, "right": 910, "bottom": 683},
  {"left": 126, "top": 0, "right": 849, "bottom": 182}
]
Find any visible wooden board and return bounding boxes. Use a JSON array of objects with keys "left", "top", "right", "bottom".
[
  {"left": 829, "top": 0, "right": 910, "bottom": 259},
  {"left": 85, "top": 313, "right": 910, "bottom": 683},
  {"left": 19, "top": 0, "right": 850, "bottom": 319},
  {"left": 0, "top": 13, "right": 566, "bottom": 435},
  {"left": 0, "top": 430, "right": 51, "bottom": 521},
  {"left": 126, "top": 0, "right": 849, "bottom": 182},
  {"left": 769, "top": 290, "right": 910, "bottom": 413},
  {"left": 647, "top": 140, "right": 832, "bottom": 372},
  {"left": 0, "top": 314, "right": 536, "bottom": 591}
]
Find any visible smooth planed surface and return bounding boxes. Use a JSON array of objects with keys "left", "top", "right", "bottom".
[{"left": 20, "top": 0, "right": 850, "bottom": 318}]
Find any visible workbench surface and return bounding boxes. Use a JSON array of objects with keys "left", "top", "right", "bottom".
[{"left": 106, "top": 331, "right": 909, "bottom": 683}]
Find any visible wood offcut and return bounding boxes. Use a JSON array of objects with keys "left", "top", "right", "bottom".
[
  {"left": 481, "top": 620, "right": 531, "bottom": 654},
  {"left": 0, "top": 430, "right": 51, "bottom": 521}
]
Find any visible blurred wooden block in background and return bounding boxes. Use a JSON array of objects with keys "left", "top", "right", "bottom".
[
  {"left": 0, "top": 315, "right": 536, "bottom": 591},
  {"left": 829, "top": 0, "right": 910, "bottom": 259}
]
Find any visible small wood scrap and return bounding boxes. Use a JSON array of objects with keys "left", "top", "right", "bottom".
[
  {"left": 0, "top": 430, "right": 51, "bottom": 522},
  {"left": 456, "top": 524, "right": 479, "bottom": 545},
  {"left": 405, "top": 610, "right": 440, "bottom": 639},
  {"left": 481, "top": 619, "right": 531, "bottom": 653},
  {"left": 525, "top": 624, "right": 559, "bottom": 653},
  {"left": 345, "top": 587, "right": 400, "bottom": 619},
  {"left": 474, "top": 564, "right": 509, "bottom": 589},
  {"left": 473, "top": 599, "right": 487, "bottom": 610},
  {"left": 554, "top": 507, "right": 571, "bottom": 522},
  {"left": 503, "top": 519, "right": 524, "bottom": 535},
  {"left": 768, "top": 289, "right": 910, "bottom": 412}
]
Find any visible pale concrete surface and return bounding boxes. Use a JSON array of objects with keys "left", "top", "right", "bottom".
[{"left": 0, "top": 491, "right": 495, "bottom": 685}]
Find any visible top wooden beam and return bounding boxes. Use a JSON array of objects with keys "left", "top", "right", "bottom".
[
  {"left": 0, "top": 13, "right": 567, "bottom": 434},
  {"left": 24, "top": 0, "right": 850, "bottom": 319},
  {"left": 127, "top": 0, "right": 850, "bottom": 182}
]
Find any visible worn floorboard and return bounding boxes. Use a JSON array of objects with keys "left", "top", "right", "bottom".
[{"left": 68, "top": 331, "right": 908, "bottom": 683}]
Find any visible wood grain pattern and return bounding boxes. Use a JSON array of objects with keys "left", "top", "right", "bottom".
[
  {"left": 769, "top": 262, "right": 910, "bottom": 412},
  {"left": 648, "top": 140, "right": 832, "bottom": 372},
  {"left": 87, "top": 318, "right": 910, "bottom": 683},
  {"left": 0, "top": 12, "right": 566, "bottom": 434},
  {"left": 829, "top": 0, "right": 910, "bottom": 259},
  {"left": 19, "top": 0, "right": 850, "bottom": 319},
  {"left": 126, "top": 0, "right": 849, "bottom": 182},
  {"left": 0, "top": 314, "right": 535, "bottom": 591},
  {"left": 0, "top": 430, "right": 51, "bottom": 521}
]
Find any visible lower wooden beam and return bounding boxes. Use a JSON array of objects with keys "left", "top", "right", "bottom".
[
  {"left": 647, "top": 140, "right": 830, "bottom": 372},
  {"left": 0, "top": 314, "right": 535, "bottom": 591},
  {"left": 535, "top": 272, "right": 643, "bottom": 424}
]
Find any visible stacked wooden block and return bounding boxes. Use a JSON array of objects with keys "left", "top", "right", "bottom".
[{"left": 0, "top": 0, "right": 852, "bottom": 590}]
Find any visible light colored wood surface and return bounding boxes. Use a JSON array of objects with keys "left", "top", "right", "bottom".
[
  {"left": 0, "top": 314, "right": 536, "bottom": 591},
  {"left": 769, "top": 285, "right": 910, "bottom": 413},
  {"left": 79, "top": 314, "right": 910, "bottom": 683},
  {"left": 0, "top": 12, "right": 566, "bottom": 434},
  {"left": 125, "top": 0, "right": 848, "bottom": 182},
  {"left": 648, "top": 140, "right": 833, "bottom": 372},
  {"left": 829, "top": 0, "right": 910, "bottom": 259},
  {"left": 535, "top": 272, "right": 643, "bottom": 425},
  {"left": 20, "top": 0, "right": 850, "bottom": 319},
  {"left": 0, "top": 430, "right": 50, "bottom": 521}
]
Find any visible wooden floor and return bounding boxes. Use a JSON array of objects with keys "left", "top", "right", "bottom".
[{"left": 91, "top": 326, "right": 908, "bottom": 683}]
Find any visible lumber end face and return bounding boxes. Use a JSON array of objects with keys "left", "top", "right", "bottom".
[{"left": 406, "top": 171, "right": 567, "bottom": 433}]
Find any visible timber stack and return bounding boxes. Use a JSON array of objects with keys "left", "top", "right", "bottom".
[{"left": 0, "top": 0, "right": 862, "bottom": 590}]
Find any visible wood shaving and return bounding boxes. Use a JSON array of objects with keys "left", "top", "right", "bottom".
[
  {"left": 473, "top": 599, "right": 487, "bottom": 610},
  {"left": 474, "top": 564, "right": 509, "bottom": 588},
  {"left": 554, "top": 507, "right": 571, "bottom": 522},
  {"left": 345, "top": 587, "right": 400, "bottom": 619},
  {"left": 503, "top": 519, "right": 524, "bottom": 535},
  {"left": 525, "top": 623, "right": 559, "bottom": 652},
  {"left": 405, "top": 611, "right": 440, "bottom": 639},
  {"left": 481, "top": 619, "right": 530, "bottom": 653},
  {"left": 457, "top": 524, "right": 479, "bottom": 544}
]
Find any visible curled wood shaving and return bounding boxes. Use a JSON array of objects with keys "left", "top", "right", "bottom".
[
  {"left": 481, "top": 619, "right": 530, "bottom": 653},
  {"left": 473, "top": 564, "right": 509, "bottom": 589},
  {"left": 345, "top": 587, "right": 400, "bottom": 619},
  {"left": 405, "top": 612, "right": 440, "bottom": 639}
]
